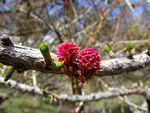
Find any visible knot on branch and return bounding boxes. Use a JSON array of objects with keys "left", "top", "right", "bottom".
[{"left": 0, "top": 34, "right": 14, "bottom": 46}]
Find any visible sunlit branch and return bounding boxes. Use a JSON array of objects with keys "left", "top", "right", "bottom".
[{"left": 0, "top": 34, "right": 150, "bottom": 77}]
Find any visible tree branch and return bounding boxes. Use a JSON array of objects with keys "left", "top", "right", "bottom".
[
  {"left": 0, "top": 44, "right": 60, "bottom": 73},
  {"left": 99, "top": 52, "right": 150, "bottom": 77},
  {"left": 0, "top": 76, "right": 43, "bottom": 96},
  {"left": 0, "top": 36, "right": 150, "bottom": 77},
  {"left": 0, "top": 76, "right": 149, "bottom": 102},
  {"left": 57, "top": 87, "right": 149, "bottom": 102}
]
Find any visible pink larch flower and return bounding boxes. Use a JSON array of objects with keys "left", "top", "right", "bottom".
[
  {"left": 57, "top": 42, "right": 78, "bottom": 67},
  {"left": 77, "top": 48, "right": 101, "bottom": 82}
]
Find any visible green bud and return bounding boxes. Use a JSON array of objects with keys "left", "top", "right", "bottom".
[
  {"left": 48, "top": 94, "right": 57, "bottom": 103},
  {"left": 145, "top": 41, "right": 150, "bottom": 51},
  {"left": 52, "top": 61, "right": 64, "bottom": 69},
  {"left": 48, "top": 95, "right": 53, "bottom": 103},
  {"left": 39, "top": 43, "right": 51, "bottom": 60},
  {"left": 53, "top": 97, "right": 57, "bottom": 102},
  {"left": 104, "top": 44, "right": 111, "bottom": 55},
  {"left": 4, "top": 66, "right": 14, "bottom": 81},
  {"left": 125, "top": 42, "right": 134, "bottom": 53}
]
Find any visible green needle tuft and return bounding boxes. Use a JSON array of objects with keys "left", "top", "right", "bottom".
[
  {"left": 39, "top": 43, "right": 51, "bottom": 60},
  {"left": 4, "top": 66, "right": 14, "bottom": 81},
  {"left": 104, "top": 44, "right": 111, "bottom": 55},
  {"left": 145, "top": 41, "right": 150, "bottom": 51},
  {"left": 52, "top": 61, "right": 64, "bottom": 69},
  {"left": 125, "top": 42, "right": 134, "bottom": 53}
]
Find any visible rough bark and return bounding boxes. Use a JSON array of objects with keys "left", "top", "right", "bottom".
[
  {"left": 0, "top": 44, "right": 150, "bottom": 77},
  {"left": 0, "top": 34, "right": 150, "bottom": 77},
  {"left": 0, "top": 44, "right": 60, "bottom": 73}
]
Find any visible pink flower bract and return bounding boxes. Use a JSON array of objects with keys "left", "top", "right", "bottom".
[
  {"left": 78, "top": 48, "right": 101, "bottom": 82},
  {"left": 57, "top": 42, "right": 78, "bottom": 67}
]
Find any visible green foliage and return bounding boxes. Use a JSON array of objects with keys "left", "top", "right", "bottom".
[
  {"left": 39, "top": 43, "right": 51, "bottom": 60},
  {"left": 52, "top": 61, "right": 64, "bottom": 69},
  {"left": 3, "top": 66, "right": 14, "bottom": 81},
  {"left": 47, "top": 94, "right": 58, "bottom": 103},
  {"left": 104, "top": 44, "right": 111, "bottom": 55},
  {"left": 125, "top": 42, "right": 134, "bottom": 53},
  {"left": 145, "top": 41, "right": 150, "bottom": 50},
  {"left": 0, "top": 96, "right": 69, "bottom": 113},
  {"left": 43, "top": 85, "right": 58, "bottom": 104}
]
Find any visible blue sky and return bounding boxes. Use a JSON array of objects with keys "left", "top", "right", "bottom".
[{"left": 0, "top": 0, "right": 149, "bottom": 24}]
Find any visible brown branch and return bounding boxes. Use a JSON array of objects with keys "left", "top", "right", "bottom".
[
  {"left": 99, "top": 52, "right": 150, "bottom": 77},
  {"left": 0, "top": 35, "right": 150, "bottom": 77},
  {"left": 0, "top": 34, "right": 149, "bottom": 75},
  {"left": 0, "top": 44, "right": 60, "bottom": 73}
]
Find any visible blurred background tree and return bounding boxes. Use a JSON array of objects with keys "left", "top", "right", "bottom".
[{"left": 0, "top": 0, "right": 150, "bottom": 113}]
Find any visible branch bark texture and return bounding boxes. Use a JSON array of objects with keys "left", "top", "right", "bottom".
[{"left": 0, "top": 43, "right": 150, "bottom": 77}]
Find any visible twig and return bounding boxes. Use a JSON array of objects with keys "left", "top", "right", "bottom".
[
  {"left": 1, "top": 75, "right": 150, "bottom": 102},
  {"left": 125, "top": 0, "right": 134, "bottom": 11},
  {"left": 98, "top": 78, "right": 147, "bottom": 112},
  {"left": 32, "top": 70, "right": 37, "bottom": 87},
  {"left": 0, "top": 76, "right": 43, "bottom": 96}
]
